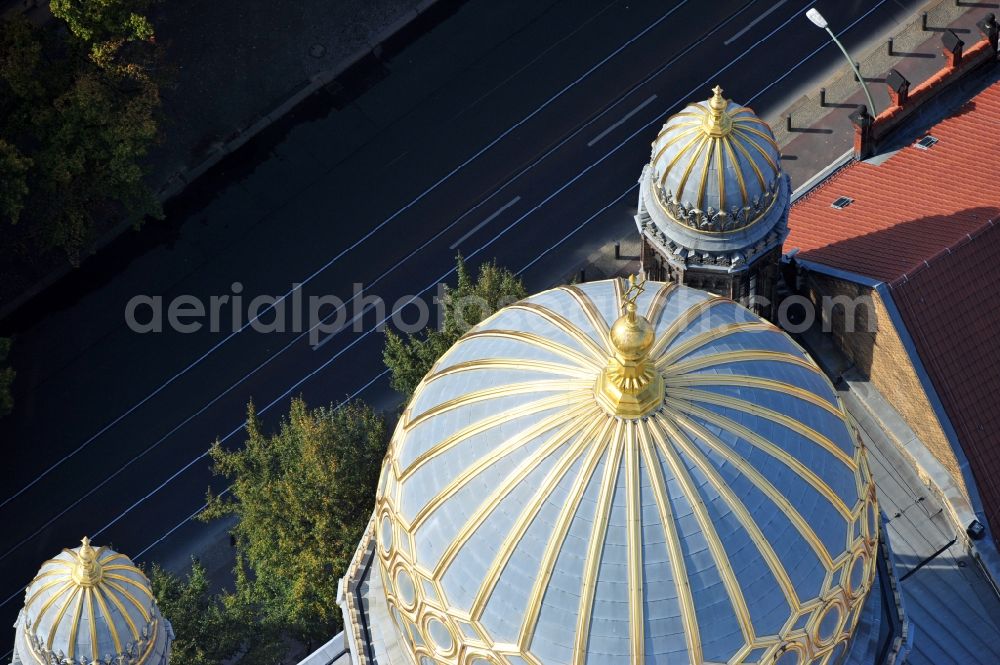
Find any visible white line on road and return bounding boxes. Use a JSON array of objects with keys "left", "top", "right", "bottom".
[
  {"left": 0, "top": 1, "right": 697, "bottom": 513},
  {"left": 9, "top": 0, "right": 901, "bottom": 607},
  {"left": 0, "top": 0, "right": 782, "bottom": 582},
  {"left": 724, "top": 0, "right": 788, "bottom": 45},
  {"left": 312, "top": 304, "right": 375, "bottom": 350},
  {"left": 449, "top": 196, "right": 521, "bottom": 249},
  {"left": 587, "top": 95, "right": 658, "bottom": 147}
]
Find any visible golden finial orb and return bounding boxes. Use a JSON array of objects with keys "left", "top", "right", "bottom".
[
  {"left": 70, "top": 536, "right": 104, "bottom": 587},
  {"left": 595, "top": 275, "right": 664, "bottom": 418},
  {"left": 704, "top": 85, "right": 733, "bottom": 137}
]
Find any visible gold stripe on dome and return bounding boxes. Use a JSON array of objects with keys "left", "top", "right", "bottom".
[
  {"left": 517, "top": 416, "right": 616, "bottom": 651},
  {"left": 375, "top": 280, "right": 877, "bottom": 665},
  {"left": 625, "top": 419, "right": 645, "bottom": 664},
  {"left": 91, "top": 581, "right": 123, "bottom": 653},
  {"left": 660, "top": 416, "right": 801, "bottom": 610},
  {"left": 655, "top": 320, "right": 776, "bottom": 367},
  {"left": 433, "top": 405, "right": 601, "bottom": 578},
  {"left": 103, "top": 578, "right": 152, "bottom": 622},
  {"left": 647, "top": 415, "right": 754, "bottom": 642},
  {"left": 470, "top": 410, "right": 607, "bottom": 618},
  {"left": 557, "top": 285, "right": 613, "bottom": 344},
  {"left": 427, "top": 357, "right": 595, "bottom": 381},
  {"left": 722, "top": 135, "right": 750, "bottom": 202},
  {"left": 653, "top": 127, "right": 703, "bottom": 178},
  {"left": 404, "top": 378, "right": 594, "bottom": 430},
  {"left": 409, "top": 400, "right": 596, "bottom": 534},
  {"left": 505, "top": 302, "right": 609, "bottom": 363},
  {"left": 59, "top": 587, "right": 83, "bottom": 653},
  {"left": 648, "top": 295, "right": 725, "bottom": 360},
  {"left": 663, "top": 349, "right": 820, "bottom": 376},
  {"left": 667, "top": 388, "right": 855, "bottom": 468},
  {"left": 670, "top": 400, "right": 853, "bottom": 521},
  {"left": 664, "top": 375, "right": 845, "bottom": 418},
  {"left": 459, "top": 329, "right": 601, "bottom": 370},
  {"left": 728, "top": 130, "right": 768, "bottom": 190},
  {"left": 667, "top": 410, "right": 837, "bottom": 569},
  {"left": 572, "top": 420, "right": 624, "bottom": 664},
  {"left": 636, "top": 423, "right": 702, "bottom": 664},
  {"left": 643, "top": 281, "right": 678, "bottom": 325},
  {"left": 86, "top": 587, "right": 98, "bottom": 662},
  {"left": 399, "top": 391, "right": 591, "bottom": 481}
]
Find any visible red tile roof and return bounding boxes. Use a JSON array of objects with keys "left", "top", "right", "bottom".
[
  {"left": 788, "top": 79, "right": 1000, "bottom": 535},
  {"left": 787, "top": 79, "right": 1000, "bottom": 284},
  {"left": 890, "top": 221, "right": 1000, "bottom": 535}
]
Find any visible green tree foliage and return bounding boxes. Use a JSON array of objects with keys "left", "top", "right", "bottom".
[
  {"left": 202, "top": 398, "right": 388, "bottom": 650},
  {"left": 51, "top": 0, "right": 154, "bottom": 46},
  {"left": 0, "top": 139, "right": 30, "bottom": 225},
  {"left": 384, "top": 255, "right": 527, "bottom": 399},
  {"left": 0, "top": 1, "right": 160, "bottom": 262},
  {"left": 148, "top": 559, "right": 248, "bottom": 665},
  {"left": 0, "top": 338, "right": 14, "bottom": 418}
]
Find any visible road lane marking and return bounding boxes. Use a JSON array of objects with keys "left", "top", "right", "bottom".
[
  {"left": 0, "top": 1, "right": 698, "bottom": 513},
  {"left": 0, "top": 0, "right": 772, "bottom": 573},
  {"left": 587, "top": 95, "right": 658, "bottom": 147},
  {"left": 312, "top": 303, "right": 376, "bottom": 350},
  {"left": 8, "top": 0, "right": 874, "bottom": 588},
  {"left": 724, "top": 0, "right": 788, "bottom": 45},
  {"left": 449, "top": 196, "right": 521, "bottom": 249}
]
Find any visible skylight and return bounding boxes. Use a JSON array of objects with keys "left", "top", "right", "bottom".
[
  {"left": 915, "top": 135, "right": 939, "bottom": 150},
  {"left": 831, "top": 196, "right": 854, "bottom": 210}
]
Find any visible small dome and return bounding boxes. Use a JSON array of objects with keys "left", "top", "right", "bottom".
[
  {"left": 650, "top": 86, "right": 782, "bottom": 234},
  {"left": 13, "top": 538, "right": 172, "bottom": 665},
  {"left": 375, "top": 279, "right": 877, "bottom": 665}
]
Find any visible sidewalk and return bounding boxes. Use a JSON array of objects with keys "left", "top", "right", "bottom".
[
  {"left": 769, "top": 0, "right": 995, "bottom": 188},
  {"left": 574, "top": 0, "right": 998, "bottom": 283},
  {"left": 0, "top": 0, "right": 456, "bottom": 318}
]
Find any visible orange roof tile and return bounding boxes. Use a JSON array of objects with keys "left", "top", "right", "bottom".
[{"left": 788, "top": 79, "right": 1000, "bottom": 535}]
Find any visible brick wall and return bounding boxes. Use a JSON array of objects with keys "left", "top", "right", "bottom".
[{"left": 805, "top": 272, "right": 970, "bottom": 501}]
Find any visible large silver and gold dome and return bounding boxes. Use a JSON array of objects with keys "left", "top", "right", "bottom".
[
  {"left": 12, "top": 538, "right": 172, "bottom": 665},
  {"left": 636, "top": 88, "right": 790, "bottom": 269},
  {"left": 374, "top": 278, "right": 878, "bottom": 665}
]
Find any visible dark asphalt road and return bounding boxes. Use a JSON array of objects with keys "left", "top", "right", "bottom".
[{"left": 0, "top": 0, "right": 922, "bottom": 651}]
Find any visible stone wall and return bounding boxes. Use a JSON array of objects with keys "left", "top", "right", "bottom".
[{"left": 804, "top": 271, "right": 970, "bottom": 502}]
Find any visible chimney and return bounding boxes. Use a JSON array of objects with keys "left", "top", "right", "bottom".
[
  {"left": 849, "top": 105, "right": 874, "bottom": 159},
  {"left": 941, "top": 29, "right": 965, "bottom": 68},
  {"left": 886, "top": 69, "right": 910, "bottom": 107},
  {"left": 978, "top": 13, "right": 999, "bottom": 54}
]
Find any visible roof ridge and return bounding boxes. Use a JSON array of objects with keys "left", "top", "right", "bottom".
[{"left": 892, "top": 218, "right": 997, "bottom": 287}]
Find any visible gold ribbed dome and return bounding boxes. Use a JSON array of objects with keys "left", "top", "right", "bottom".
[
  {"left": 374, "top": 278, "right": 878, "bottom": 665},
  {"left": 650, "top": 86, "right": 783, "bottom": 234},
  {"left": 15, "top": 538, "right": 171, "bottom": 665}
]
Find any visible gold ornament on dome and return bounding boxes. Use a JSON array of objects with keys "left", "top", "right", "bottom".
[
  {"left": 374, "top": 279, "right": 879, "bottom": 665},
  {"left": 595, "top": 275, "right": 665, "bottom": 418}
]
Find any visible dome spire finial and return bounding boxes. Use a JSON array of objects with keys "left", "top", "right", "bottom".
[
  {"left": 70, "top": 536, "right": 103, "bottom": 587},
  {"left": 704, "top": 84, "right": 733, "bottom": 137},
  {"left": 595, "top": 275, "right": 664, "bottom": 417}
]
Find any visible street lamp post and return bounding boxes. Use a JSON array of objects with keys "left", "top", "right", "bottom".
[{"left": 806, "top": 8, "right": 878, "bottom": 116}]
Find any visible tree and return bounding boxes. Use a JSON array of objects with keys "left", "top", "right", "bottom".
[
  {"left": 0, "top": 4, "right": 161, "bottom": 262},
  {"left": 0, "top": 140, "right": 30, "bottom": 224},
  {"left": 50, "top": 0, "right": 154, "bottom": 55},
  {"left": 0, "top": 338, "right": 13, "bottom": 418},
  {"left": 384, "top": 255, "right": 527, "bottom": 398},
  {"left": 202, "top": 398, "right": 388, "bottom": 651},
  {"left": 148, "top": 559, "right": 247, "bottom": 665}
]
